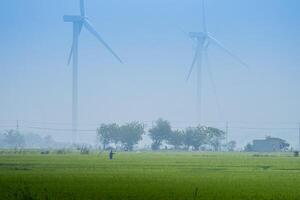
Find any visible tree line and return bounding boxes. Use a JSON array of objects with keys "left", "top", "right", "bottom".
[
  {"left": 0, "top": 119, "right": 232, "bottom": 151},
  {"left": 97, "top": 118, "right": 232, "bottom": 151},
  {"left": 0, "top": 130, "right": 59, "bottom": 149}
]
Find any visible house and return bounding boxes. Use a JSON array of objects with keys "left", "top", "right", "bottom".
[{"left": 251, "top": 137, "right": 289, "bottom": 152}]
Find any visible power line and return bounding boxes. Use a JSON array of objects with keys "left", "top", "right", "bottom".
[
  {"left": 1, "top": 121, "right": 300, "bottom": 132},
  {"left": 26, "top": 126, "right": 96, "bottom": 132},
  {"left": 2, "top": 119, "right": 300, "bottom": 126},
  {"left": 1, "top": 125, "right": 299, "bottom": 131},
  {"left": 229, "top": 127, "right": 298, "bottom": 131}
]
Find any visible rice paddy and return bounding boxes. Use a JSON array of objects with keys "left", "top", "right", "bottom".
[{"left": 0, "top": 152, "right": 300, "bottom": 200}]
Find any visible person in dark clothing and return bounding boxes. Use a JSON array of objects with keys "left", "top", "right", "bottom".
[{"left": 109, "top": 150, "right": 115, "bottom": 160}]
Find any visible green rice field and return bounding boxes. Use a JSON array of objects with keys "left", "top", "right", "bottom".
[{"left": 0, "top": 152, "right": 300, "bottom": 200}]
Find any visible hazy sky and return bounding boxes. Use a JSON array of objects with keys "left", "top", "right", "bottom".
[{"left": 0, "top": 0, "right": 299, "bottom": 146}]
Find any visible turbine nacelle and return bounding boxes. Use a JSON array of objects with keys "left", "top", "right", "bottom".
[
  {"left": 64, "top": 0, "right": 87, "bottom": 23},
  {"left": 189, "top": 32, "right": 209, "bottom": 47},
  {"left": 189, "top": 32, "right": 207, "bottom": 40}
]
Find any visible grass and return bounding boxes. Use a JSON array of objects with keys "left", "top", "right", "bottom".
[{"left": 0, "top": 151, "right": 300, "bottom": 200}]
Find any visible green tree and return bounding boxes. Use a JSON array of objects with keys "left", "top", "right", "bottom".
[
  {"left": 149, "top": 119, "right": 172, "bottom": 150},
  {"left": 183, "top": 126, "right": 206, "bottom": 151},
  {"left": 167, "top": 130, "right": 184, "bottom": 150},
  {"left": 97, "top": 123, "right": 119, "bottom": 149},
  {"left": 206, "top": 127, "right": 225, "bottom": 151},
  {"left": 119, "top": 122, "right": 145, "bottom": 151},
  {"left": 0, "top": 133, "right": 5, "bottom": 147},
  {"left": 265, "top": 136, "right": 290, "bottom": 151},
  {"left": 227, "top": 140, "right": 237, "bottom": 151},
  {"left": 3, "top": 130, "right": 25, "bottom": 149},
  {"left": 244, "top": 143, "right": 253, "bottom": 152}
]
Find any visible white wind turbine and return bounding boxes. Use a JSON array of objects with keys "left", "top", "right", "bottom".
[
  {"left": 186, "top": 0, "right": 248, "bottom": 125},
  {"left": 63, "top": 0, "right": 122, "bottom": 144}
]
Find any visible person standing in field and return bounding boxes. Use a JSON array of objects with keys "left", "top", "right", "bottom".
[{"left": 109, "top": 150, "right": 115, "bottom": 160}]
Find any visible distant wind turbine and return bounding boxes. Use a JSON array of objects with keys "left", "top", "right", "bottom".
[
  {"left": 63, "top": 0, "right": 122, "bottom": 144},
  {"left": 185, "top": 0, "right": 248, "bottom": 125}
]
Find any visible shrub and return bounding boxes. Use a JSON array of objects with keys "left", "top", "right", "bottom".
[
  {"left": 40, "top": 150, "right": 50, "bottom": 155},
  {"left": 80, "top": 146, "right": 90, "bottom": 154}
]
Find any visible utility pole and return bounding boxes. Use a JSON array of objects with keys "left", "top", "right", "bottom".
[
  {"left": 298, "top": 123, "right": 300, "bottom": 151},
  {"left": 225, "top": 121, "right": 229, "bottom": 151},
  {"left": 16, "top": 120, "right": 19, "bottom": 133}
]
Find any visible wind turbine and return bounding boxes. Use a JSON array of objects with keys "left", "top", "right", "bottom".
[
  {"left": 63, "top": 0, "right": 122, "bottom": 144},
  {"left": 185, "top": 0, "right": 248, "bottom": 125}
]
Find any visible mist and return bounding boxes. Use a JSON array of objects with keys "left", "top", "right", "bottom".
[{"left": 1, "top": 0, "right": 300, "bottom": 148}]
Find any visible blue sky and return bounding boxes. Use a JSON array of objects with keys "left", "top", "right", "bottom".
[{"left": 0, "top": 0, "right": 300, "bottom": 146}]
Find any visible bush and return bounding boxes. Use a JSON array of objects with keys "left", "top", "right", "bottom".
[
  {"left": 55, "top": 149, "right": 68, "bottom": 154},
  {"left": 40, "top": 150, "right": 50, "bottom": 155},
  {"left": 80, "top": 146, "right": 90, "bottom": 154}
]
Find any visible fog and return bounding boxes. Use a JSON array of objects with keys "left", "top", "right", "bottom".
[{"left": 0, "top": 0, "right": 300, "bottom": 149}]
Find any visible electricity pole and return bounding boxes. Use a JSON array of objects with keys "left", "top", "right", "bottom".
[
  {"left": 225, "top": 121, "right": 229, "bottom": 151},
  {"left": 298, "top": 123, "right": 300, "bottom": 151},
  {"left": 16, "top": 120, "right": 19, "bottom": 133}
]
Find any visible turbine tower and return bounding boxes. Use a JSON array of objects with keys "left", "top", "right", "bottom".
[
  {"left": 186, "top": 0, "right": 248, "bottom": 125},
  {"left": 63, "top": 0, "right": 122, "bottom": 144}
]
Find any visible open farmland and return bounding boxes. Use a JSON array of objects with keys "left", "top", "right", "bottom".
[{"left": 0, "top": 152, "right": 300, "bottom": 200}]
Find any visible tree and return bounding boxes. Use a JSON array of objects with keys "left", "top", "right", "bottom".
[
  {"left": 23, "top": 133, "right": 44, "bottom": 148},
  {"left": 0, "top": 133, "right": 5, "bottom": 147},
  {"left": 44, "top": 135, "right": 55, "bottom": 149},
  {"left": 244, "top": 143, "right": 253, "bottom": 152},
  {"left": 167, "top": 130, "right": 184, "bottom": 150},
  {"left": 265, "top": 136, "right": 290, "bottom": 151},
  {"left": 119, "top": 122, "right": 145, "bottom": 151},
  {"left": 206, "top": 127, "right": 225, "bottom": 151},
  {"left": 149, "top": 119, "right": 172, "bottom": 150},
  {"left": 227, "top": 140, "right": 237, "bottom": 151},
  {"left": 3, "top": 130, "right": 25, "bottom": 149},
  {"left": 279, "top": 140, "right": 290, "bottom": 151},
  {"left": 183, "top": 127, "right": 206, "bottom": 151},
  {"left": 97, "top": 123, "right": 119, "bottom": 149}
]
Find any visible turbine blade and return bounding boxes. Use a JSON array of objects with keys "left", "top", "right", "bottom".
[
  {"left": 68, "top": 23, "right": 83, "bottom": 65},
  {"left": 67, "top": 44, "right": 73, "bottom": 65},
  {"left": 80, "top": 0, "right": 85, "bottom": 16},
  {"left": 83, "top": 20, "right": 123, "bottom": 63},
  {"left": 186, "top": 45, "right": 201, "bottom": 81},
  {"left": 78, "top": 22, "right": 83, "bottom": 35},
  {"left": 204, "top": 45, "right": 222, "bottom": 119},
  {"left": 208, "top": 34, "right": 249, "bottom": 69},
  {"left": 202, "top": 0, "right": 207, "bottom": 33}
]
